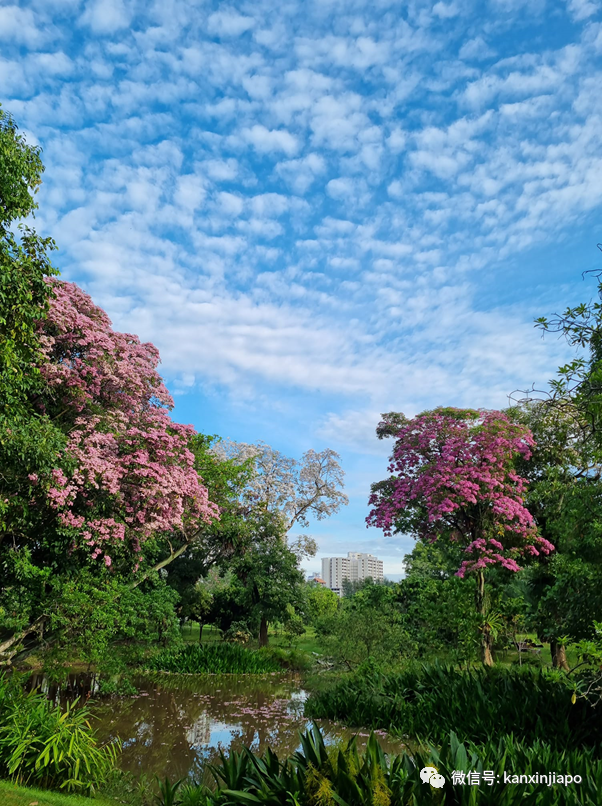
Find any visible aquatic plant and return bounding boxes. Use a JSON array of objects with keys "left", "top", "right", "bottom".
[
  {"left": 144, "top": 642, "right": 282, "bottom": 674},
  {"left": 304, "top": 661, "right": 602, "bottom": 751}
]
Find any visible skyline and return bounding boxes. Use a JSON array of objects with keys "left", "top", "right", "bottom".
[{"left": 2, "top": 0, "right": 602, "bottom": 575}]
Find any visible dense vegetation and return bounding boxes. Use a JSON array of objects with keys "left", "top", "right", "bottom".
[
  {"left": 0, "top": 674, "right": 119, "bottom": 793},
  {"left": 305, "top": 662, "right": 602, "bottom": 750},
  {"left": 144, "top": 643, "right": 282, "bottom": 675},
  {"left": 153, "top": 724, "right": 602, "bottom": 806}
]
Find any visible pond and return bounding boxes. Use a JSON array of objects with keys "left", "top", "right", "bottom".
[{"left": 28, "top": 672, "right": 406, "bottom": 782}]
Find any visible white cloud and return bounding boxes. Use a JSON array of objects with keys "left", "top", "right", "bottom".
[
  {"left": 459, "top": 37, "right": 496, "bottom": 61},
  {"left": 80, "top": 0, "right": 131, "bottom": 34},
  {"left": 0, "top": 5, "right": 46, "bottom": 47},
  {"left": 275, "top": 153, "right": 326, "bottom": 193},
  {"left": 237, "top": 125, "right": 300, "bottom": 156},
  {"left": 207, "top": 10, "right": 255, "bottom": 37},
  {"left": 567, "top": 0, "right": 600, "bottom": 20},
  {"left": 174, "top": 175, "right": 206, "bottom": 210},
  {"left": 433, "top": 2, "right": 460, "bottom": 19}
]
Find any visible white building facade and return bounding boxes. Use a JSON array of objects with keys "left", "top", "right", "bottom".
[{"left": 321, "top": 552, "right": 384, "bottom": 595}]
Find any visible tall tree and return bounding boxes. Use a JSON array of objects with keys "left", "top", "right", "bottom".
[
  {"left": 209, "top": 439, "right": 348, "bottom": 536},
  {"left": 0, "top": 108, "right": 220, "bottom": 665},
  {"left": 535, "top": 265, "right": 602, "bottom": 445},
  {"left": 0, "top": 105, "right": 58, "bottom": 416},
  {"left": 509, "top": 398, "right": 602, "bottom": 670},
  {"left": 367, "top": 407, "right": 553, "bottom": 665}
]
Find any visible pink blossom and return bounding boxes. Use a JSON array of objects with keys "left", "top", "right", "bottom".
[
  {"left": 31, "top": 280, "right": 220, "bottom": 567},
  {"left": 367, "top": 407, "right": 553, "bottom": 576}
]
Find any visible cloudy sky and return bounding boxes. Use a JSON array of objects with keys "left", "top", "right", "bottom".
[{"left": 3, "top": 0, "right": 602, "bottom": 577}]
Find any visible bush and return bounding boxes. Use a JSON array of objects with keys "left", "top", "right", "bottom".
[
  {"left": 155, "top": 723, "right": 602, "bottom": 805},
  {"left": 0, "top": 672, "right": 120, "bottom": 793},
  {"left": 304, "top": 661, "right": 602, "bottom": 751},
  {"left": 144, "top": 642, "right": 282, "bottom": 674}
]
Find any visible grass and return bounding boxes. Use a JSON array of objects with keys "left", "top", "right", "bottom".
[{"left": 0, "top": 780, "right": 118, "bottom": 806}]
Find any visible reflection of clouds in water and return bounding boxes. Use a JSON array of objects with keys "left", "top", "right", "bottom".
[{"left": 84, "top": 674, "right": 406, "bottom": 781}]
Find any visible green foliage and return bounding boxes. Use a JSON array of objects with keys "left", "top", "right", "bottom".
[
  {"left": 394, "top": 573, "right": 480, "bottom": 663},
  {"left": 0, "top": 673, "right": 120, "bottom": 793},
  {"left": 315, "top": 580, "right": 409, "bottom": 667},
  {"left": 34, "top": 575, "right": 181, "bottom": 677},
  {"left": 304, "top": 662, "right": 602, "bottom": 751},
  {"left": 0, "top": 105, "right": 59, "bottom": 415},
  {"left": 155, "top": 776, "right": 184, "bottom": 806},
  {"left": 508, "top": 399, "right": 602, "bottom": 651},
  {"left": 144, "top": 642, "right": 282, "bottom": 674},
  {"left": 205, "top": 526, "right": 307, "bottom": 646},
  {"left": 305, "top": 583, "right": 339, "bottom": 625},
  {"left": 154, "top": 723, "right": 602, "bottom": 806}
]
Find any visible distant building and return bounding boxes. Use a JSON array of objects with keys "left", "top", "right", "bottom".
[
  {"left": 321, "top": 552, "right": 384, "bottom": 595},
  {"left": 307, "top": 573, "right": 327, "bottom": 585}
]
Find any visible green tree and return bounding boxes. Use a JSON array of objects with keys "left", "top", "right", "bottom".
[
  {"left": 0, "top": 107, "right": 66, "bottom": 663},
  {"left": 0, "top": 105, "right": 58, "bottom": 415},
  {"left": 509, "top": 398, "right": 602, "bottom": 670},
  {"left": 222, "top": 520, "right": 306, "bottom": 647},
  {"left": 316, "top": 580, "right": 408, "bottom": 667},
  {"left": 305, "top": 583, "right": 339, "bottom": 625}
]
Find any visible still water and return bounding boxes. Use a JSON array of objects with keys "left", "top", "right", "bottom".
[{"left": 29, "top": 672, "right": 406, "bottom": 782}]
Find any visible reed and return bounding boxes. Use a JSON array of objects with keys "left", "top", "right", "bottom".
[{"left": 144, "top": 642, "right": 282, "bottom": 674}]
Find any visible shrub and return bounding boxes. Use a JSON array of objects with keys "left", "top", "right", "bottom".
[
  {"left": 155, "top": 724, "right": 602, "bottom": 805},
  {"left": 304, "top": 661, "right": 602, "bottom": 751},
  {"left": 144, "top": 642, "right": 282, "bottom": 674},
  {"left": 0, "top": 672, "right": 120, "bottom": 793}
]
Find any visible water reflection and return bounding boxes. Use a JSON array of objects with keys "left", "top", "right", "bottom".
[{"left": 29, "top": 672, "right": 406, "bottom": 782}]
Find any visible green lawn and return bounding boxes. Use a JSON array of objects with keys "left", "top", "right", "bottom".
[
  {"left": 181, "top": 622, "right": 323, "bottom": 655},
  {"left": 0, "top": 781, "right": 118, "bottom": 806}
]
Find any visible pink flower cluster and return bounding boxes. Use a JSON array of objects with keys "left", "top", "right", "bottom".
[
  {"left": 38, "top": 281, "right": 219, "bottom": 567},
  {"left": 367, "top": 408, "right": 553, "bottom": 576}
]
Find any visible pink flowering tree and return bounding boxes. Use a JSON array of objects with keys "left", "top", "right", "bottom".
[
  {"left": 367, "top": 407, "right": 554, "bottom": 665},
  {"left": 34, "top": 280, "right": 219, "bottom": 572}
]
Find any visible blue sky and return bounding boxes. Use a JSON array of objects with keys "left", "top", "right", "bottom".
[{"left": 3, "top": 0, "right": 602, "bottom": 577}]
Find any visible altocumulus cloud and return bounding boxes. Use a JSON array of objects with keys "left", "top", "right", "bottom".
[{"left": 2, "top": 0, "right": 601, "bottom": 570}]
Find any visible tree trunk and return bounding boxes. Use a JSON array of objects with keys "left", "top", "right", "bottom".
[
  {"left": 550, "top": 640, "right": 570, "bottom": 671},
  {"left": 0, "top": 616, "right": 47, "bottom": 666},
  {"left": 259, "top": 617, "right": 269, "bottom": 647},
  {"left": 198, "top": 622, "right": 204, "bottom": 643},
  {"left": 475, "top": 570, "right": 494, "bottom": 667}
]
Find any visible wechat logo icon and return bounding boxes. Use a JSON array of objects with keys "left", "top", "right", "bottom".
[{"left": 420, "top": 766, "right": 445, "bottom": 788}]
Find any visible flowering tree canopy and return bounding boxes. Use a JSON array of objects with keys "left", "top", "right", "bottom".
[
  {"left": 33, "top": 280, "right": 219, "bottom": 568},
  {"left": 210, "top": 439, "right": 348, "bottom": 538},
  {"left": 367, "top": 408, "right": 554, "bottom": 579}
]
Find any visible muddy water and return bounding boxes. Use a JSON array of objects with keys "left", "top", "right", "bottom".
[{"left": 29, "top": 672, "right": 406, "bottom": 782}]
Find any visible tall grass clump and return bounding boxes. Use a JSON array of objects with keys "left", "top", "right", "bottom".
[
  {"left": 144, "top": 642, "right": 282, "bottom": 674},
  {"left": 156, "top": 723, "right": 602, "bottom": 806},
  {"left": 304, "top": 661, "right": 602, "bottom": 751},
  {"left": 0, "top": 672, "right": 120, "bottom": 793}
]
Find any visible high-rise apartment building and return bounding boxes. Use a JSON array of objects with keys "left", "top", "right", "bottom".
[{"left": 321, "top": 552, "right": 384, "bottom": 595}]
